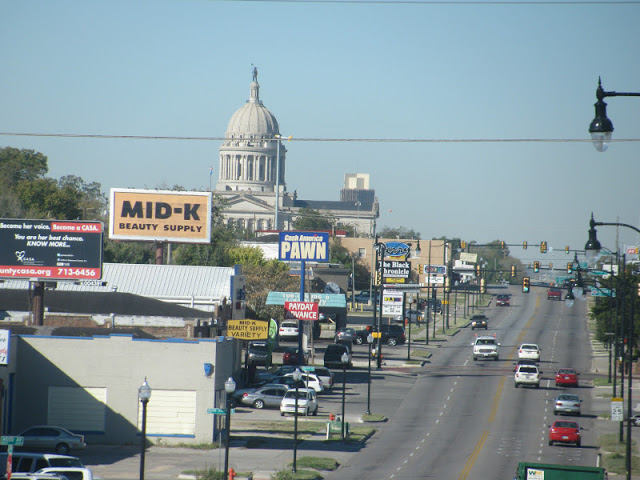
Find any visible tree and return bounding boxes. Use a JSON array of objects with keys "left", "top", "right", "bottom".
[
  {"left": 378, "top": 226, "right": 421, "bottom": 239},
  {"left": 14, "top": 178, "right": 82, "bottom": 219},
  {"left": 0, "top": 147, "right": 48, "bottom": 184},
  {"left": 292, "top": 207, "right": 334, "bottom": 231},
  {"left": 244, "top": 260, "right": 299, "bottom": 321},
  {"left": 59, "top": 175, "right": 107, "bottom": 221}
]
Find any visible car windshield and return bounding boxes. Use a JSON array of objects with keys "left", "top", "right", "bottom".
[
  {"left": 558, "top": 395, "right": 579, "bottom": 401},
  {"left": 558, "top": 369, "right": 575, "bottom": 374},
  {"left": 48, "top": 458, "right": 84, "bottom": 468},
  {"left": 478, "top": 339, "right": 495, "bottom": 345},
  {"left": 285, "top": 390, "right": 309, "bottom": 400},
  {"left": 250, "top": 344, "right": 268, "bottom": 352},
  {"left": 519, "top": 367, "right": 537, "bottom": 373},
  {"left": 522, "top": 345, "right": 537, "bottom": 350}
]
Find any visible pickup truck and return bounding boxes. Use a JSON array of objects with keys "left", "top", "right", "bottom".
[
  {"left": 514, "top": 462, "right": 606, "bottom": 479},
  {"left": 547, "top": 287, "right": 563, "bottom": 301}
]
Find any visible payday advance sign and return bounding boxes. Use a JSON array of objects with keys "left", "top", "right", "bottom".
[
  {"left": 285, "top": 301, "right": 319, "bottom": 321},
  {"left": 109, "top": 188, "right": 212, "bottom": 244},
  {"left": 279, "top": 232, "right": 329, "bottom": 262}
]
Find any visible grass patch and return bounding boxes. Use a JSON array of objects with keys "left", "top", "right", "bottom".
[
  {"left": 271, "top": 469, "right": 323, "bottom": 480},
  {"left": 599, "top": 434, "right": 640, "bottom": 475},
  {"left": 594, "top": 377, "right": 613, "bottom": 386},
  {"left": 361, "top": 413, "right": 386, "bottom": 422},
  {"left": 409, "top": 350, "right": 431, "bottom": 358},
  {"left": 234, "top": 420, "right": 326, "bottom": 436},
  {"left": 294, "top": 457, "right": 339, "bottom": 470}
]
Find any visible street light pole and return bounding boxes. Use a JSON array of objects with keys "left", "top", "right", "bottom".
[
  {"left": 366, "top": 333, "right": 373, "bottom": 415},
  {"left": 374, "top": 238, "right": 386, "bottom": 369},
  {"left": 224, "top": 377, "right": 236, "bottom": 480},
  {"left": 341, "top": 352, "right": 349, "bottom": 439},
  {"left": 588, "top": 77, "right": 640, "bottom": 152},
  {"left": 138, "top": 378, "right": 152, "bottom": 480},
  {"left": 292, "top": 368, "right": 302, "bottom": 472}
]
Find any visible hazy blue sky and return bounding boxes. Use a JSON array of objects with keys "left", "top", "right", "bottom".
[{"left": 2, "top": 0, "right": 639, "bottom": 264}]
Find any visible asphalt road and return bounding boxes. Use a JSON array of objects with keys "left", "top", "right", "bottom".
[{"left": 323, "top": 286, "right": 597, "bottom": 480}]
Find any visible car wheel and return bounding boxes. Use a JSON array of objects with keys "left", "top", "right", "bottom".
[
  {"left": 387, "top": 337, "right": 397, "bottom": 346},
  {"left": 548, "top": 440, "right": 553, "bottom": 446},
  {"left": 484, "top": 326, "right": 488, "bottom": 329},
  {"left": 576, "top": 440, "right": 581, "bottom": 448},
  {"left": 494, "top": 356, "right": 499, "bottom": 361},
  {"left": 254, "top": 399, "right": 265, "bottom": 409},
  {"left": 355, "top": 336, "right": 364, "bottom": 345},
  {"left": 554, "top": 410, "right": 559, "bottom": 415},
  {"left": 281, "top": 411, "right": 285, "bottom": 416},
  {"left": 471, "top": 326, "right": 475, "bottom": 330},
  {"left": 515, "top": 383, "right": 519, "bottom": 388},
  {"left": 535, "top": 383, "right": 540, "bottom": 388},
  {"left": 313, "top": 406, "right": 318, "bottom": 416},
  {"left": 56, "top": 443, "right": 70, "bottom": 455},
  {"left": 473, "top": 356, "right": 478, "bottom": 361}
]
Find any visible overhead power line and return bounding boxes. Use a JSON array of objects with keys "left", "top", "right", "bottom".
[
  {"left": 217, "top": 0, "right": 640, "bottom": 4},
  {"left": 1, "top": 132, "right": 640, "bottom": 144}
]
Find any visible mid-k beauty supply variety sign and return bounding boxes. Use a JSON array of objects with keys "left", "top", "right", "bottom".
[{"left": 0, "top": 219, "right": 103, "bottom": 280}]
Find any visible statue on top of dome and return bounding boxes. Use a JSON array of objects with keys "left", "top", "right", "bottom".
[{"left": 252, "top": 66, "right": 258, "bottom": 82}]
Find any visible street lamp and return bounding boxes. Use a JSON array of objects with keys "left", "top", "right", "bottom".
[
  {"left": 292, "top": 367, "right": 302, "bottom": 472},
  {"left": 366, "top": 333, "right": 373, "bottom": 415},
  {"left": 373, "top": 238, "right": 387, "bottom": 369},
  {"left": 224, "top": 376, "right": 236, "bottom": 480},
  {"left": 138, "top": 378, "right": 152, "bottom": 480},
  {"left": 584, "top": 214, "right": 640, "bottom": 480},
  {"left": 340, "top": 351, "right": 349, "bottom": 439},
  {"left": 589, "top": 77, "right": 640, "bottom": 152}
]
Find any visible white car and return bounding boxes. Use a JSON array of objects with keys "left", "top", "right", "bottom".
[
  {"left": 278, "top": 321, "right": 299, "bottom": 341},
  {"left": 37, "top": 467, "right": 95, "bottom": 480},
  {"left": 283, "top": 372, "right": 324, "bottom": 393},
  {"left": 471, "top": 335, "right": 500, "bottom": 361},
  {"left": 280, "top": 388, "right": 318, "bottom": 416},
  {"left": 514, "top": 364, "right": 541, "bottom": 388},
  {"left": 518, "top": 343, "right": 541, "bottom": 361}
]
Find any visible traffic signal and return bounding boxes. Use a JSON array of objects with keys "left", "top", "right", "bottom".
[
  {"left": 540, "top": 241, "right": 547, "bottom": 253},
  {"left": 567, "top": 262, "right": 573, "bottom": 274},
  {"left": 565, "top": 246, "right": 570, "bottom": 254},
  {"left": 375, "top": 271, "right": 381, "bottom": 285},
  {"left": 522, "top": 276, "right": 530, "bottom": 293},
  {"left": 418, "top": 264, "right": 423, "bottom": 274},
  {"left": 533, "top": 261, "right": 540, "bottom": 273},
  {"left": 511, "top": 265, "right": 516, "bottom": 277},
  {"left": 501, "top": 241, "right": 505, "bottom": 249},
  {"left": 523, "top": 241, "right": 527, "bottom": 250},
  {"left": 476, "top": 264, "right": 481, "bottom": 275},
  {"left": 549, "top": 262, "right": 553, "bottom": 269},
  {"left": 480, "top": 277, "right": 486, "bottom": 294},
  {"left": 461, "top": 240, "right": 467, "bottom": 249}
]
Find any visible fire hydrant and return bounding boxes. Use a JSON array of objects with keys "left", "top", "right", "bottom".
[
  {"left": 329, "top": 413, "right": 336, "bottom": 421},
  {"left": 228, "top": 468, "right": 237, "bottom": 480}
]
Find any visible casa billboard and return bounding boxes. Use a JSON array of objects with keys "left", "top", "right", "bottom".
[
  {"left": 0, "top": 219, "right": 103, "bottom": 280},
  {"left": 109, "top": 188, "right": 212, "bottom": 244}
]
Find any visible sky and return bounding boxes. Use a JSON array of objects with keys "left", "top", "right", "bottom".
[{"left": 2, "top": 0, "right": 640, "bottom": 265}]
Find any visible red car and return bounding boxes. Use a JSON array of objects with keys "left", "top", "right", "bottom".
[
  {"left": 496, "top": 294, "right": 510, "bottom": 306},
  {"left": 555, "top": 368, "right": 579, "bottom": 387},
  {"left": 282, "top": 347, "right": 307, "bottom": 366},
  {"left": 548, "top": 420, "right": 581, "bottom": 447}
]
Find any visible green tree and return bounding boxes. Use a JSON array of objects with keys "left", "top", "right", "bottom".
[
  {"left": 378, "top": 226, "right": 421, "bottom": 239},
  {"left": 59, "top": 175, "right": 107, "bottom": 221},
  {"left": 14, "top": 178, "right": 82, "bottom": 219},
  {"left": 103, "top": 240, "right": 156, "bottom": 264},
  {"left": 292, "top": 207, "right": 334, "bottom": 231},
  {"left": 244, "top": 260, "right": 299, "bottom": 321},
  {"left": 0, "top": 147, "right": 48, "bottom": 184}
]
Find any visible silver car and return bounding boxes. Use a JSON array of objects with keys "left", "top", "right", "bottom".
[
  {"left": 238, "top": 384, "right": 289, "bottom": 409},
  {"left": 16, "top": 426, "right": 86, "bottom": 454},
  {"left": 554, "top": 393, "right": 581, "bottom": 416}
]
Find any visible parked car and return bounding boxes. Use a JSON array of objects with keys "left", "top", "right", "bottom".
[
  {"left": 513, "top": 359, "right": 538, "bottom": 372},
  {"left": 282, "top": 347, "right": 308, "bottom": 365},
  {"left": 36, "top": 467, "right": 95, "bottom": 480},
  {"left": 302, "top": 366, "right": 334, "bottom": 391},
  {"left": 247, "top": 341, "right": 271, "bottom": 366},
  {"left": 354, "top": 291, "right": 379, "bottom": 303},
  {"left": 514, "top": 364, "right": 541, "bottom": 388},
  {"left": 278, "top": 321, "right": 299, "bottom": 341},
  {"left": 335, "top": 327, "right": 357, "bottom": 344},
  {"left": 554, "top": 393, "right": 582, "bottom": 416},
  {"left": 548, "top": 420, "right": 581, "bottom": 447},
  {"left": 555, "top": 368, "right": 579, "bottom": 387},
  {"left": 238, "top": 384, "right": 289, "bottom": 409},
  {"left": 496, "top": 294, "right": 510, "bottom": 306},
  {"left": 518, "top": 343, "right": 541, "bottom": 361},
  {"left": 280, "top": 388, "right": 318, "bottom": 416},
  {"left": 627, "top": 414, "right": 640, "bottom": 426},
  {"left": 283, "top": 372, "right": 324, "bottom": 393},
  {"left": 323, "top": 343, "right": 353, "bottom": 369},
  {"left": 0, "top": 453, "right": 84, "bottom": 473},
  {"left": 394, "top": 310, "right": 424, "bottom": 324},
  {"left": 470, "top": 315, "right": 488, "bottom": 330},
  {"left": 354, "top": 325, "right": 406, "bottom": 346},
  {"left": 15, "top": 426, "right": 86, "bottom": 455}
]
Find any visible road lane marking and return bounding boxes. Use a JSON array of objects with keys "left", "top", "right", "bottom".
[
  {"left": 488, "top": 376, "right": 505, "bottom": 423},
  {"left": 459, "top": 430, "right": 489, "bottom": 480}
]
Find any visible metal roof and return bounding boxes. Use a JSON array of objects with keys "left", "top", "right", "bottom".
[{"left": 1, "top": 263, "right": 234, "bottom": 309}]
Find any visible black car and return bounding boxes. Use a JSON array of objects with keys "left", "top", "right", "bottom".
[
  {"left": 470, "top": 315, "right": 488, "bottom": 330},
  {"left": 247, "top": 342, "right": 272, "bottom": 366},
  {"left": 323, "top": 343, "right": 353, "bottom": 369},
  {"left": 354, "top": 324, "right": 406, "bottom": 346}
]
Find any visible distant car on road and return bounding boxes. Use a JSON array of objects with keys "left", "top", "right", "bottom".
[
  {"left": 323, "top": 343, "right": 353, "bottom": 369},
  {"left": 554, "top": 393, "right": 581, "bottom": 416},
  {"left": 335, "top": 327, "right": 357, "bottom": 344},
  {"left": 514, "top": 364, "right": 541, "bottom": 388},
  {"left": 394, "top": 310, "right": 424, "bottom": 324},
  {"left": 247, "top": 341, "right": 271, "bottom": 366},
  {"left": 278, "top": 321, "right": 299, "bottom": 341},
  {"left": 280, "top": 388, "right": 318, "bottom": 416},
  {"left": 548, "top": 420, "right": 581, "bottom": 447},
  {"left": 238, "top": 384, "right": 289, "bottom": 409},
  {"left": 470, "top": 314, "right": 488, "bottom": 330},
  {"left": 518, "top": 343, "right": 541, "bottom": 361},
  {"left": 282, "top": 347, "right": 308, "bottom": 365},
  {"left": 496, "top": 294, "right": 510, "bottom": 306},
  {"left": 555, "top": 368, "right": 579, "bottom": 387},
  {"left": 354, "top": 325, "right": 406, "bottom": 346},
  {"left": 548, "top": 287, "right": 563, "bottom": 301},
  {"left": 354, "top": 291, "right": 378, "bottom": 303}
]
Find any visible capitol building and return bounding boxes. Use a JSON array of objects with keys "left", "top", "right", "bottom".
[{"left": 214, "top": 69, "right": 378, "bottom": 236}]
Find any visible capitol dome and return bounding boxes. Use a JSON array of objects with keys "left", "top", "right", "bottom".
[{"left": 226, "top": 80, "right": 279, "bottom": 137}]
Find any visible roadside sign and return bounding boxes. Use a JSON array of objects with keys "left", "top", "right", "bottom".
[
  {"left": 207, "top": 408, "right": 234, "bottom": 415},
  {"left": 285, "top": 301, "right": 319, "bottom": 321},
  {"left": 226, "top": 319, "right": 269, "bottom": 340},
  {"left": 0, "top": 436, "right": 23, "bottom": 446},
  {"left": 279, "top": 232, "right": 329, "bottom": 262},
  {"left": 612, "top": 398, "right": 624, "bottom": 421},
  {"left": 591, "top": 288, "right": 615, "bottom": 298},
  {"left": 372, "top": 332, "right": 381, "bottom": 339}
]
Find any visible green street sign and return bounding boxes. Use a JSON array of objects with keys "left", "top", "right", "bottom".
[
  {"left": 207, "top": 408, "right": 234, "bottom": 415},
  {"left": 591, "top": 288, "right": 615, "bottom": 297},
  {"left": 1, "top": 436, "right": 24, "bottom": 446}
]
